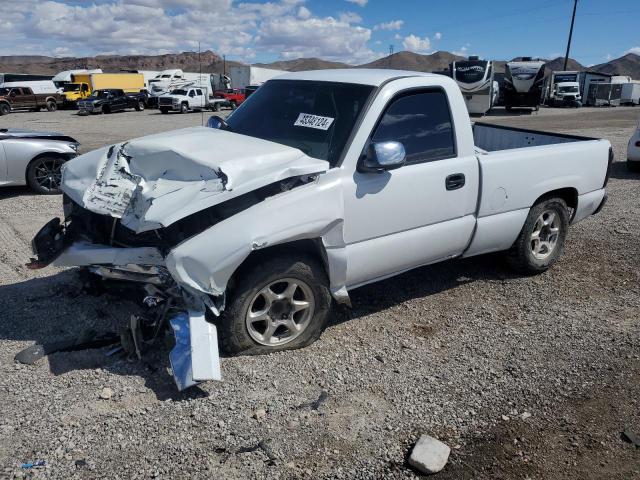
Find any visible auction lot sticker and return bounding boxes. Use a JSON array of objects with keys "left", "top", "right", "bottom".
[{"left": 294, "top": 113, "right": 334, "bottom": 130}]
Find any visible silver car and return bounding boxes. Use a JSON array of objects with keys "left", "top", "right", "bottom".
[{"left": 0, "top": 128, "right": 79, "bottom": 194}]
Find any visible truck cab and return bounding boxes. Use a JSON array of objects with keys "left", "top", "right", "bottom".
[{"left": 63, "top": 82, "right": 91, "bottom": 104}]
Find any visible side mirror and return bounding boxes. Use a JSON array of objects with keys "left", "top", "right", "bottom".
[
  {"left": 359, "top": 141, "right": 406, "bottom": 173},
  {"left": 206, "top": 115, "right": 229, "bottom": 130}
]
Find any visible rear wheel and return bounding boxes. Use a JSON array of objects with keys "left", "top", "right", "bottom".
[
  {"left": 507, "top": 198, "right": 569, "bottom": 274},
  {"left": 212, "top": 102, "right": 221, "bottom": 112},
  {"left": 627, "top": 160, "right": 640, "bottom": 172},
  {"left": 160, "top": 107, "right": 169, "bottom": 114},
  {"left": 46, "top": 100, "right": 57, "bottom": 112},
  {"left": 218, "top": 254, "right": 332, "bottom": 356},
  {"left": 0, "top": 102, "right": 10, "bottom": 115},
  {"left": 27, "top": 156, "right": 66, "bottom": 194}
]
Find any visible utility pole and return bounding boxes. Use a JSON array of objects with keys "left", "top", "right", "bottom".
[
  {"left": 563, "top": 0, "right": 578, "bottom": 70},
  {"left": 388, "top": 45, "right": 394, "bottom": 68},
  {"left": 223, "top": 55, "right": 226, "bottom": 76}
]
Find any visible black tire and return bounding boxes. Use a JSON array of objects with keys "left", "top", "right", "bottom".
[
  {"left": 26, "top": 156, "right": 66, "bottom": 194},
  {"left": 135, "top": 100, "right": 145, "bottom": 111},
  {"left": 0, "top": 102, "right": 10, "bottom": 115},
  {"left": 212, "top": 102, "right": 221, "bottom": 112},
  {"left": 180, "top": 103, "right": 188, "bottom": 114},
  {"left": 507, "top": 198, "right": 569, "bottom": 274},
  {"left": 46, "top": 100, "right": 57, "bottom": 112},
  {"left": 160, "top": 108, "right": 169, "bottom": 114},
  {"left": 627, "top": 160, "right": 640, "bottom": 172},
  {"left": 230, "top": 101, "right": 237, "bottom": 110},
  {"left": 102, "top": 105, "right": 110, "bottom": 114},
  {"left": 218, "top": 254, "right": 332, "bottom": 356}
]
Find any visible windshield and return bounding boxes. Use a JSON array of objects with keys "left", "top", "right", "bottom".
[
  {"left": 225, "top": 80, "right": 374, "bottom": 167},
  {"left": 90, "top": 90, "right": 111, "bottom": 98},
  {"left": 558, "top": 85, "right": 578, "bottom": 93},
  {"left": 63, "top": 83, "right": 81, "bottom": 92},
  {"left": 171, "top": 89, "right": 188, "bottom": 95}
]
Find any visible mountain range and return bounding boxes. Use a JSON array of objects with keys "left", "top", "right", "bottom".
[{"left": 1, "top": 50, "right": 638, "bottom": 79}]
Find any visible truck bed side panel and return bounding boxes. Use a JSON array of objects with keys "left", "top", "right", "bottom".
[{"left": 476, "top": 139, "right": 609, "bottom": 218}]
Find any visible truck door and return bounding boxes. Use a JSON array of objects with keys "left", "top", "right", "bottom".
[
  {"left": 21, "top": 88, "right": 37, "bottom": 109},
  {"left": 188, "top": 89, "right": 196, "bottom": 108},
  {"left": 195, "top": 89, "right": 204, "bottom": 108},
  {"left": 342, "top": 88, "right": 480, "bottom": 287},
  {"left": 113, "top": 91, "right": 126, "bottom": 111}
]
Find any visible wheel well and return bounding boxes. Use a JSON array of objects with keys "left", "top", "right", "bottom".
[
  {"left": 25, "top": 152, "right": 69, "bottom": 184},
  {"left": 228, "top": 239, "right": 329, "bottom": 290},
  {"left": 45, "top": 97, "right": 56, "bottom": 103},
  {"left": 533, "top": 187, "right": 578, "bottom": 219}
]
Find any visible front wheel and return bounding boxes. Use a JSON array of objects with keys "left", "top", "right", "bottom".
[
  {"left": 212, "top": 102, "right": 221, "bottom": 112},
  {"left": 506, "top": 198, "right": 569, "bottom": 274},
  {"left": 27, "top": 156, "right": 66, "bottom": 194},
  {"left": 218, "top": 254, "right": 332, "bottom": 356},
  {"left": 0, "top": 103, "right": 10, "bottom": 115},
  {"left": 135, "top": 100, "right": 145, "bottom": 111},
  {"left": 180, "top": 103, "right": 188, "bottom": 114}
]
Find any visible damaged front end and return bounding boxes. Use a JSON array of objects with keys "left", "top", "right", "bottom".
[{"left": 28, "top": 127, "right": 330, "bottom": 390}]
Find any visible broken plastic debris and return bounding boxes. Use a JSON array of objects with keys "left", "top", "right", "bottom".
[{"left": 21, "top": 460, "right": 46, "bottom": 469}]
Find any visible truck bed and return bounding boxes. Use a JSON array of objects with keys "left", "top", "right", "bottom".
[{"left": 472, "top": 122, "right": 595, "bottom": 152}]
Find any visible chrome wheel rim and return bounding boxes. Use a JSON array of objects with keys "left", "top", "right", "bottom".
[
  {"left": 245, "top": 277, "right": 315, "bottom": 346},
  {"left": 531, "top": 210, "right": 560, "bottom": 260},
  {"left": 34, "top": 158, "right": 64, "bottom": 191}
]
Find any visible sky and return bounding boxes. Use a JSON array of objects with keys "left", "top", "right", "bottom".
[{"left": 0, "top": 0, "right": 638, "bottom": 66}]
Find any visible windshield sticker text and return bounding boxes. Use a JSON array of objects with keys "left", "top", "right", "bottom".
[{"left": 294, "top": 113, "right": 335, "bottom": 131}]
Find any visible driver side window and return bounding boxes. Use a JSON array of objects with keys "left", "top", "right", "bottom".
[{"left": 371, "top": 90, "right": 456, "bottom": 165}]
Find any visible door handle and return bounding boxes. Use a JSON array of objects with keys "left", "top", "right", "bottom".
[{"left": 445, "top": 173, "right": 465, "bottom": 191}]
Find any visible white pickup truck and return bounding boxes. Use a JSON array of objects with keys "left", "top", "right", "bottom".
[{"left": 30, "top": 70, "right": 612, "bottom": 390}]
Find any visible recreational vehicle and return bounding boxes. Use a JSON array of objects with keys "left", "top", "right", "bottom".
[
  {"left": 503, "top": 58, "right": 545, "bottom": 110},
  {"left": 450, "top": 56, "right": 496, "bottom": 115}
]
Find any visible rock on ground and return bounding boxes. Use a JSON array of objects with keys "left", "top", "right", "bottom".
[{"left": 408, "top": 434, "right": 451, "bottom": 474}]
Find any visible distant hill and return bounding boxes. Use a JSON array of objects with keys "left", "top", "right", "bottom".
[
  {"left": 358, "top": 50, "right": 464, "bottom": 72},
  {"left": 592, "top": 53, "right": 640, "bottom": 78},
  {"left": 255, "top": 58, "right": 351, "bottom": 71},
  {"left": 0, "top": 51, "right": 241, "bottom": 75},
  {"left": 543, "top": 56, "right": 584, "bottom": 72}
]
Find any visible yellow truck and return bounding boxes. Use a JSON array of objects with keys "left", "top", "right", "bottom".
[{"left": 62, "top": 73, "right": 145, "bottom": 106}]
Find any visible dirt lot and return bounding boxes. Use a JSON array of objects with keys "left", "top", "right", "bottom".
[{"left": 0, "top": 106, "right": 639, "bottom": 479}]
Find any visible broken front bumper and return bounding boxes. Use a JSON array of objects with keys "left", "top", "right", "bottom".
[{"left": 29, "top": 218, "right": 222, "bottom": 391}]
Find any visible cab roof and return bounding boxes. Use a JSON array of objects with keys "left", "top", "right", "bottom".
[{"left": 274, "top": 69, "right": 441, "bottom": 87}]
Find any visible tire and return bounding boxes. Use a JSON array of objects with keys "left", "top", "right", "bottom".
[
  {"left": 212, "top": 102, "right": 221, "bottom": 112},
  {"left": 102, "top": 105, "right": 110, "bottom": 114},
  {"left": 160, "top": 108, "right": 169, "bottom": 114},
  {"left": 507, "top": 198, "right": 569, "bottom": 274},
  {"left": 230, "top": 101, "right": 237, "bottom": 110},
  {"left": 46, "top": 100, "right": 57, "bottom": 112},
  {"left": 627, "top": 160, "right": 640, "bottom": 172},
  {"left": 180, "top": 103, "right": 188, "bottom": 114},
  {"left": 0, "top": 102, "right": 10, "bottom": 115},
  {"left": 26, "top": 156, "right": 66, "bottom": 194},
  {"left": 218, "top": 254, "right": 332, "bottom": 356},
  {"left": 135, "top": 100, "right": 145, "bottom": 111}
]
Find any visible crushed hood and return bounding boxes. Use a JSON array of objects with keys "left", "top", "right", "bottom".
[{"left": 61, "top": 127, "right": 329, "bottom": 233}]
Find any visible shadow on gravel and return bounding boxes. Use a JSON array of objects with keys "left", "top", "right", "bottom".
[
  {"left": 335, "top": 253, "right": 519, "bottom": 324},
  {"left": 485, "top": 107, "right": 535, "bottom": 117},
  {"left": 0, "top": 269, "right": 208, "bottom": 401},
  {"left": 0, "top": 253, "right": 520, "bottom": 400},
  {"left": 609, "top": 160, "right": 640, "bottom": 180},
  {"left": 0, "top": 185, "right": 36, "bottom": 200}
]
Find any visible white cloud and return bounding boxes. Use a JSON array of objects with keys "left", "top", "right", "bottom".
[
  {"left": 374, "top": 20, "right": 404, "bottom": 31},
  {"left": 402, "top": 34, "right": 431, "bottom": 53},
  {"left": 297, "top": 6, "right": 311, "bottom": 19},
  {"left": 452, "top": 45, "right": 470, "bottom": 56},
  {"left": 625, "top": 47, "right": 640, "bottom": 56},
  {"left": 346, "top": 0, "right": 368, "bottom": 6},
  {"left": 0, "top": 0, "right": 376, "bottom": 63},
  {"left": 434, "top": 32, "right": 442, "bottom": 40}
]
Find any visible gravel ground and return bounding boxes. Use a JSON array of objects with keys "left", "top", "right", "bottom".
[{"left": 0, "top": 106, "right": 639, "bottom": 479}]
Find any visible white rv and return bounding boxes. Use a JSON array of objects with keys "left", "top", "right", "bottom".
[
  {"left": 0, "top": 80, "right": 59, "bottom": 94},
  {"left": 147, "top": 70, "right": 230, "bottom": 106},
  {"left": 450, "top": 56, "right": 496, "bottom": 115},
  {"left": 503, "top": 57, "right": 546, "bottom": 110},
  {"left": 229, "top": 66, "right": 286, "bottom": 89}
]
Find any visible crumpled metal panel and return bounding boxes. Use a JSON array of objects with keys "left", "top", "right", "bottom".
[{"left": 60, "top": 127, "right": 329, "bottom": 233}]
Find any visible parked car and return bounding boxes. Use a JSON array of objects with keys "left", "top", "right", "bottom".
[
  {"left": 628, "top": 120, "right": 640, "bottom": 171},
  {"left": 0, "top": 129, "right": 78, "bottom": 194},
  {"left": 77, "top": 89, "right": 146, "bottom": 115},
  {"left": 213, "top": 88, "right": 245, "bottom": 109},
  {"left": 29, "top": 70, "right": 612, "bottom": 390},
  {"left": 0, "top": 87, "right": 63, "bottom": 115}
]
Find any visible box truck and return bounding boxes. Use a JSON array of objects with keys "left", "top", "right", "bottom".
[
  {"left": 62, "top": 73, "right": 145, "bottom": 106},
  {"left": 229, "top": 66, "right": 285, "bottom": 89}
]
